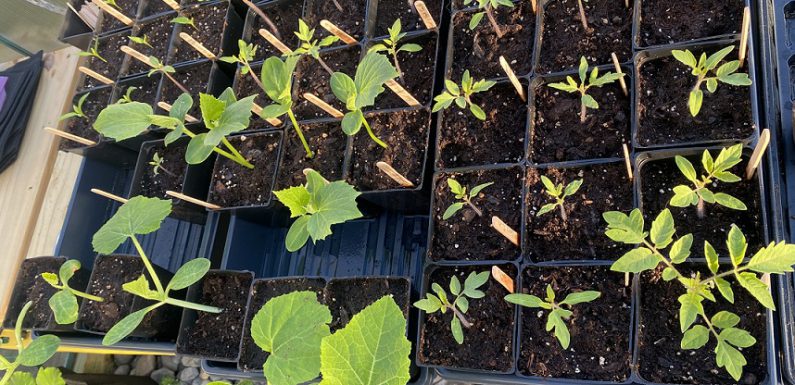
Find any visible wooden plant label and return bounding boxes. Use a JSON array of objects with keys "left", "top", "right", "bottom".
[
  {"left": 624, "top": 272, "right": 630, "bottom": 287},
  {"left": 385, "top": 79, "right": 421, "bottom": 107},
  {"left": 44, "top": 127, "right": 97, "bottom": 146},
  {"left": 91, "top": 188, "right": 128, "bottom": 204},
  {"left": 739, "top": 6, "right": 751, "bottom": 67},
  {"left": 92, "top": 0, "right": 133, "bottom": 25},
  {"left": 622, "top": 143, "right": 633, "bottom": 180},
  {"left": 162, "top": 0, "right": 180, "bottom": 10},
  {"left": 120, "top": 46, "right": 153, "bottom": 66},
  {"left": 611, "top": 52, "right": 628, "bottom": 96},
  {"left": 251, "top": 102, "right": 283, "bottom": 126},
  {"left": 166, "top": 190, "right": 221, "bottom": 210},
  {"left": 259, "top": 28, "right": 293, "bottom": 55},
  {"left": 745, "top": 128, "right": 770, "bottom": 180},
  {"left": 157, "top": 101, "right": 200, "bottom": 123},
  {"left": 491, "top": 266, "right": 514, "bottom": 293},
  {"left": 499, "top": 56, "right": 526, "bottom": 101},
  {"left": 376, "top": 162, "right": 414, "bottom": 188},
  {"left": 491, "top": 216, "right": 519, "bottom": 246},
  {"left": 414, "top": 1, "right": 437, "bottom": 29},
  {"left": 530, "top": 0, "right": 537, "bottom": 13},
  {"left": 78, "top": 66, "right": 113, "bottom": 85},
  {"left": 304, "top": 93, "right": 345, "bottom": 118},
  {"left": 320, "top": 20, "right": 358, "bottom": 44},
  {"left": 179, "top": 32, "right": 216, "bottom": 60}
]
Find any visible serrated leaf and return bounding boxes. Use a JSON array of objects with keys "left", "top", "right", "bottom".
[
  {"left": 463, "top": 271, "right": 490, "bottom": 296},
  {"left": 675, "top": 156, "right": 698, "bottom": 183},
  {"left": 275, "top": 186, "right": 312, "bottom": 218},
  {"left": 41, "top": 272, "right": 58, "bottom": 286},
  {"left": 711, "top": 311, "right": 740, "bottom": 329},
  {"left": 715, "top": 277, "right": 734, "bottom": 303},
  {"left": 705, "top": 241, "right": 719, "bottom": 274},
  {"left": 93, "top": 102, "right": 153, "bottom": 141},
  {"left": 351, "top": 53, "right": 399, "bottom": 110},
  {"left": 122, "top": 275, "right": 161, "bottom": 301},
  {"left": 747, "top": 241, "right": 795, "bottom": 273},
  {"left": 35, "top": 367, "right": 65, "bottom": 385},
  {"left": 581, "top": 94, "right": 598, "bottom": 109},
  {"left": 670, "top": 185, "right": 697, "bottom": 207},
  {"left": 681, "top": 325, "right": 709, "bottom": 349},
  {"left": 9, "top": 372, "right": 35, "bottom": 385},
  {"left": 650, "top": 209, "right": 675, "bottom": 249},
  {"left": 92, "top": 196, "right": 171, "bottom": 254},
  {"left": 603, "top": 209, "right": 646, "bottom": 244},
  {"left": 414, "top": 296, "right": 442, "bottom": 313},
  {"left": 49, "top": 290, "right": 78, "bottom": 324},
  {"left": 17, "top": 335, "right": 60, "bottom": 366},
  {"left": 678, "top": 293, "right": 703, "bottom": 332},
  {"left": 715, "top": 340, "right": 746, "bottom": 381},
  {"left": 669, "top": 234, "right": 693, "bottom": 264},
  {"left": 736, "top": 272, "right": 774, "bottom": 310},
  {"left": 727, "top": 225, "right": 747, "bottom": 266},
  {"left": 611, "top": 248, "right": 660, "bottom": 273},
  {"left": 167, "top": 258, "right": 210, "bottom": 292},
  {"left": 548, "top": 310, "right": 571, "bottom": 349},
  {"left": 720, "top": 327, "right": 755, "bottom": 348}
]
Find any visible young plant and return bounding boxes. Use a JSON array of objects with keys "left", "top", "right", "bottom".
[
  {"left": 442, "top": 178, "right": 493, "bottom": 219},
  {"left": 368, "top": 19, "right": 423, "bottom": 81},
  {"left": 258, "top": 55, "right": 314, "bottom": 158},
  {"left": 117, "top": 86, "right": 137, "bottom": 104},
  {"left": 330, "top": 52, "right": 399, "bottom": 148},
  {"left": 292, "top": 19, "right": 340, "bottom": 75},
  {"left": 129, "top": 34, "right": 153, "bottom": 48},
  {"left": 92, "top": 196, "right": 222, "bottom": 346},
  {"left": 462, "top": 0, "right": 513, "bottom": 38},
  {"left": 605, "top": 208, "right": 795, "bottom": 380},
  {"left": 58, "top": 92, "right": 89, "bottom": 121},
  {"left": 147, "top": 56, "right": 190, "bottom": 94},
  {"left": 149, "top": 152, "right": 177, "bottom": 177},
  {"left": 219, "top": 40, "right": 258, "bottom": 77},
  {"left": 40, "top": 260, "right": 104, "bottom": 325},
  {"left": 0, "top": 302, "right": 61, "bottom": 385},
  {"left": 670, "top": 144, "right": 747, "bottom": 219},
  {"left": 671, "top": 45, "right": 752, "bottom": 116},
  {"left": 505, "top": 285, "right": 600, "bottom": 349},
  {"left": 536, "top": 175, "right": 583, "bottom": 221},
  {"left": 273, "top": 169, "right": 363, "bottom": 252},
  {"left": 547, "top": 56, "right": 624, "bottom": 123},
  {"left": 78, "top": 39, "right": 107, "bottom": 63},
  {"left": 104, "top": 0, "right": 120, "bottom": 9},
  {"left": 414, "top": 271, "right": 490, "bottom": 344},
  {"left": 171, "top": 16, "right": 197, "bottom": 30},
  {"left": 432, "top": 70, "right": 495, "bottom": 120},
  {"left": 3, "top": 367, "right": 64, "bottom": 385}
]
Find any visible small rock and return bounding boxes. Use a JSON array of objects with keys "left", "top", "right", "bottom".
[
  {"left": 742, "top": 372, "right": 757, "bottom": 385},
  {"left": 161, "top": 355, "right": 180, "bottom": 371},
  {"left": 114, "top": 355, "right": 134, "bottom": 366},
  {"left": 114, "top": 365, "right": 130, "bottom": 376},
  {"left": 192, "top": 379, "right": 210, "bottom": 385},
  {"left": 181, "top": 356, "right": 201, "bottom": 368},
  {"left": 131, "top": 355, "right": 157, "bottom": 377},
  {"left": 150, "top": 368, "right": 175, "bottom": 383},
  {"left": 199, "top": 372, "right": 209, "bottom": 380},
  {"left": 179, "top": 367, "right": 200, "bottom": 382}
]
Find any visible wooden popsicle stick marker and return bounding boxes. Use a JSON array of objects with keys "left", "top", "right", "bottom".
[
  {"left": 44, "top": 127, "right": 97, "bottom": 146},
  {"left": 166, "top": 191, "right": 222, "bottom": 210},
  {"left": 251, "top": 102, "right": 283, "bottom": 126},
  {"left": 499, "top": 56, "right": 526, "bottom": 101},
  {"left": 259, "top": 28, "right": 293, "bottom": 55},
  {"left": 376, "top": 162, "right": 414, "bottom": 188},
  {"left": 79, "top": 66, "right": 114, "bottom": 85},
  {"left": 745, "top": 128, "right": 770, "bottom": 180},
  {"left": 320, "top": 20, "right": 358, "bottom": 44},
  {"left": 179, "top": 32, "right": 217, "bottom": 60},
  {"left": 491, "top": 216, "right": 519, "bottom": 246},
  {"left": 92, "top": 0, "right": 133, "bottom": 25},
  {"left": 530, "top": 0, "right": 537, "bottom": 13},
  {"left": 157, "top": 102, "right": 200, "bottom": 123},
  {"left": 739, "top": 7, "right": 751, "bottom": 67},
  {"left": 414, "top": 1, "right": 437, "bottom": 29},
  {"left": 161, "top": 0, "right": 180, "bottom": 11},
  {"left": 385, "top": 80, "right": 421, "bottom": 107},
  {"left": 622, "top": 143, "right": 633, "bottom": 181},
  {"left": 91, "top": 188, "right": 128, "bottom": 204},
  {"left": 491, "top": 266, "right": 514, "bottom": 293},
  {"left": 611, "top": 52, "right": 628, "bottom": 96},
  {"left": 624, "top": 273, "right": 630, "bottom": 287},
  {"left": 121, "top": 46, "right": 153, "bottom": 66},
  {"left": 304, "top": 93, "right": 345, "bottom": 118}
]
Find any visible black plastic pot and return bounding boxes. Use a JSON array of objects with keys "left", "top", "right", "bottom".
[
  {"left": 166, "top": 1, "right": 244, "bottom": 67},
  {"left": 58, "top": 0, "right": 94, "bottom": 49},
  {"left": 240, "top": 0, "right": 304, "bottom": 63},
  {"left": 303, "top": 0, "right": 372, "bottom": 45},
  {"left": 275, "top": 118, "right": 347, "bottom": 192},
  {"left": 154, "top": 59, "right": 233, "bottom": 117},
  {"left": 76, "top": 29, "right": 132, "bottom": 92},
  {"left": 111, "top": 72, "right": 164, "bottom": 109},
  {"left": 325, "top": 276, "right": 412, "bottom": 330},
  {"left": 119, "top": 11, "right": 178, "bottom": 79},
  {"left": 367, "top": 0, "right": 445, "bottom": 40},
  {"left": 96, "top": 1, "right": 140, "bottom": 36},
  {"left": 139, "top": 0, "right": 176, "bottom": 20}
]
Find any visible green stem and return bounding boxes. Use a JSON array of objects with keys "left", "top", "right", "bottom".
[
  {"left": 180, "top": 127, "right": 254, "bottom": 169},
  {"left": 69, "top": 288, "right": 105, "bottom": 302},
  {"left": 287, "top": 109, "right": 314, "bottom": 158},
  {"left": 164, "top": 297, "right": 223, "bottom": 313},
  {"left": 362, "top": 117, "right": 388, "bottom": 148},
  {"left": 0, "top": 364, "right": 19, "bottom": 385},
  {"left": 220, "top": 137, "right": 255, "bottom": 169},
  {"left": 130, "top": 236, "right": 165, "bottom": 294}
]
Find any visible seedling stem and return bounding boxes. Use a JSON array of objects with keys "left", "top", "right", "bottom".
[
  {"left": 241, "top": 0, "right": 282, "bottom": 39},
  {"left": 485, "top": 5, "right": 504, "bottom": 38},
  {"left": 577, "top": 0, "right": 589, "bottom": 30}
]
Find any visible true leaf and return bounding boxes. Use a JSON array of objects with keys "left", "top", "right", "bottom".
[
  {"left": 35, "top": 367, "right": 65, "bottom": 385},
  {"left": 669, "top": 234, "right": 694, "bottom": 264},
  {"left": 736, "top": 272, "right": 774, "bottom": 309},
  {"left": 650, "top": 208, "right": 675, "bottom": 249},
  {"left": 92, "top": 196, "right": 172, "bottom": 254},
  {"left": 48, "top": 290, "right": 78, "bottom": 324},
  {"left": 715, "top": 277, "right": 735, "bottom": 303},
  {"left": 17, "top": 335, "right": 60, "bottom": 366},
  {"left": 677, "top": 293, "right": 703, "bottom": 332},
  {"left": 720, "top": 327, "right": 755, "bottom": 348},
  {"left": 93, "top": 102, "right": 153, "bottom": 141},
  {"left": 122, "top": 275, "right": 161, "bottom": 301},
  {"left": 681, "top": 325, "right": 709, "bottom": 349},
  {"left": 611, "top": 248, "right": 660, "bottom": 273},
  {"left": 711, "top": 311, "right": 740, "bottom": 329},
  {"left": 747, "top": 241, "right": 795, "bottom": 273},
  {"left": 727, "top": 225, "right": 747, "bottom": 266},
  {"left": 675, "top": 156, "right": 698, "bottom": 183},
  {"left": 705, "top": 241, "right": 719, "bottom": 274},
  {"left": 715, "top": 340, "right": 746, "bottom": 381}
]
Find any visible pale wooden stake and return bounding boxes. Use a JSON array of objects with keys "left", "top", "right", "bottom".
[
  {"left": 745, "top": 128, "right": 770, "bottom": 180},
  {"left": 491, "top": 216, "right": 519, "bottom": 246},
  {"left": 157, "top": 101, "right": 200, "bottom": 123},
  {"left": 320, "top": 20, "right": 358, "bottom": 44},
  {"left": 91, "top": 188, "right": 128, "bottom": 204},
  {"left": 611, "top": 52, "right": 628, "bottom": 97},
  {"left": 251, "top": 102, "right": 283, "bottom": 126},
  {"left": 78, "top": 66, "right": 114, "bottom": 85},
  {"left": 739, "top": 7, "right": 751, "bottom": 68},
  {"left": 304, "top": 93, "right": 345, "bottom": 118},
  {"left": 624, "top": 273, "right": 630, "bottom": 287},
  {"left": 624, "top": 0, "right": 628, "bottom": 8},
  {"left": 166, "top": 190, "right": 221, "bottom": 210},
  {"left": 161, "top": 0, "right": 180, "bottom": 11},
  {"left": 44, "top": 127, "right": 97, "bottom": 146},
  {"left": 376, "top": 162, "right": 414, "bottom": 188},
  {"left": 531, "top": 0, "right": 537, "bottom": 13},
  {"left": 92, "top": 0, "right": 133, "bottom": 26},
  {"left": 499, "top": 56, "right": 526, "bottom": 102},
  {"left": 491, "top": 266, "right": 514, "bottom": 293},
  {"left": 179, "top": 32, "right": 217, "bottom": 60},
  {"left": 258, "top": 28, "right": 293, "bottom": 55},
  {"left": 414, "top": 1, "right": 437, "bottom": 29},
  {"left": 622, "top": 143, "right": 633, "bottom": 181},
  {"left": 120, "top": 46, "right": 153, "bottom": 66},
  {"left": 385, "top": 80, "right": 421, "bottom": 107},
  {"left": 68, "top": 2, "right": 97, "bottom": 28}
]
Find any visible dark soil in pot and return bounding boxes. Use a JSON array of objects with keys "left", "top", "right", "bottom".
[
  {"left": 141, "top": 0, "right": 172, "bottom": 18},
  {"left": 374, "top": 0, "right": 443, "bottom": 37},
  {"left": 208, "top": 132, "right": 281, "bottom": 208},
  {"left": 437, "top": 82, "right": 527, "bottom": 169},
  {"left": 324, "top": 277, "right": 410, "bottom": 331},
  {"left": 234, "top": 63, "right": 270, "bottom": 128},
  {"left": 525, "top": 162, "right": 634, "bottom": 262},
  {"left": 374, "top": 33, "right": 438, "bottom": 110},
  {"left": 177, "top": 271, "right": 253, "bottom": 360},
  {"left": 125, "top": 14, "right": 175, "bottom": 77},
  {"left": 170, "top": 3, "right": 229, "bottom": 64},
  {"left": 305, "top": 0, "right": 367, "bottom": 43},
  {"left": 430, "top": 166, "right": 523, "bottom": 262},
  {"left": 347, "top": 109, "right": 430, "bottom": 191},
  {"left": 136, "top": 141, "right": 189, "bottom": 198},
  {"left": 98, "top": 1, "right": 138, "bottom": 34},
  {"left": 536, "top": 0, "right": 632, "bottom": 74},
  {"left": 636, "top": 52, "right": 754, "bottom": 147},
  {"left": 79, "top": 33, "right": 129, "bottom": 90},
  {"left": 530, "top": 78, "right": 630, "bottom": 164},
  {"left": 638, "top": 265, "right": 767, "bottom": 385},
  {"left": 275, "top": 121, "right": 346, "bottom": 190},
  {"left": 418, "top": 264, "right": 516, "bottom": 371},
  {"left": 157, "top": 61, "right": 212, "bottom": 118},
  {"left": 639, "top": 153, "right": 764, "bottom": 257},
  {"left": 519, "top": 265, "right": 631, "bottom": 381},
  {"left": 248, "top": 1, "right": 303, "bottom": 62},
  {"left": 638, "top": 0, "right": 744, "bottom": 47},
  {"left": 3, "top": 257, "right": 66, "bottom": 330},
  {"left": 114, "top": 74, "right": 161, "bottom": 107},
  {"left": 293, "top": 46, "right": 362, "bottom": 121},
  {"left": 450, "top": 1, "right": 535, "bottom": 80},
  {"left": 238, "top": 278, "right": 326, "bottom": 372},
  {"left": 61, "top": 87, "right": 112, "bottom": 150}
]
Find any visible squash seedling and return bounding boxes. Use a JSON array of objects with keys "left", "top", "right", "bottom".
[
  {"left": 40, "top": 260, "right": 104, "bottom": 325},
  {"left": 547, "top": 56, "right": 624, "bottom": 123},
  {"left": 670, "top": 144, "right": 747, "bottom": 219},
  {"left": 259, "top": 55, "right": 314, "bottom": 158},
  {"left": 171, "top": 16, "right": 197, "bottom": 30},
  {"left": 92, "top": 196, "right": 222, "bottom": 346},
  {"left": 433, "top": 70, "right": 496, "bottom": 120},
  {"left": 273, "top": 169, "right": 363, "bottom": 252},
  {"left": 505, "top": 285, "right": 600, "bottom": 349},
  {"left": 537, "top": 175, "right": 583, "bottom": 221},
  {"left": 0, "top": 302, "right": 61, "bottom": 385},
  {"left": 292, "top": 19, "right": 340, "bottom": 75},
  {"left": 414, "top": 271, "right": 490, "bottom": 344},
  {"left": 671, "top": 45, "right": 752, "bottom": 116},
  {"left": 443, "top": 178, "right": 493, "bottom": 219},
  {"left": 330, "top": 52, "right": 399, "bottom": 148},
  {"left": 129, "top": 34, "right": 153, "bottom": 49},
  {"left": 368, "top": 19, "right": 423, "bottom": 82},
  {"left": 149, "top": 152, "right": 177, "bottom": 177},
  {"left": 59, "top": 93, "right": 89, "bottom": 121},
  {"left": 463, "top": 0, "right": 513, "bottom": 38},
  {"left": 78, "top": 39, "right": 107, "bottom": 63},
  {"left": 605, "top": 208, "right": 795, "bottom": 380}
]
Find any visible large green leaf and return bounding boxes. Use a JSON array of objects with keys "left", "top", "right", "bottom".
[
  {"left": 93, "top": 102, "right": 153, "bottom": 141},
  {"left": 715, "top": 340, "right": 746, "bottom": 381},
  {"left": 186, "top": 134, "right": 216, "bottom": 165},
  {"left": 650, "top": 208, "right": 675, "bottom": 248},
  {"left": 274, "top": 186, "right": 311, "bottom": 218},
  {"left": 352, "top": 52, "right": 399, "bottom": 110},
  {"left": 49, "top": 290, "right": 78, "bottom": 324},
  {"left": 262, "top": 56, "right": 299, "bottom": 104},
  {"left": 306, "top": 181, "right": 362, "bottom": 241},
  {"left": 204, "top": 95, "right": 256, "bottom": 146},
  {"left": 92, "top": 196, "right": 172, "bottom": 254},
  {"left": 200, "top": 93, "right": 226, "bottom": 125},
  {"left": 167, "top": 258, "right": 211, "bottom": 292},
  {"left": 17, "top": 335, "right": 60, "bottom": 366},
  {"left": 603, "top": 209, "right": 646, "bottom": 244},
  {"left": 102, "top": 305, "right": 157, "bottom": 346},
  {"left": 677, "top": 293, "right": 703, "bottom": 332},
  {"left": 736, "top": 272, "right": 774, "bottom": 309},
  {"left": 35, "top": 367, "right": 65, "bottom": 385},
  {"left": 746, "top": 241, "right": 795, "bottom": 273},
  {"left": 330, "top": 73, "right": 357, "bottom": 110},
  {"left": 681, "top": 324, "right": 709, "bottom": 349},
  {"left": 611, "top": 248, "right": 660, "bottom": 273}
]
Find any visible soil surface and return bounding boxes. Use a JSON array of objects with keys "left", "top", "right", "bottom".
[
  {"left": 374, "top": 0, "right": 443, "bottom": 37},
  {"left": 640, "top": 154, "right": 764, "bottom": 257},
  {"left": 80, "top": 33, "right": 129, "bottom": 90},
  {"left": 98, "top": 0, "right": 138, "bottom": 34},
  {"left": 431, "top": 167, "right": 523, "bottom": 261},
  {"left": 293, "top": 46, "right": 361, "bottom": 121},
  {"left": 177, "top": 272, "right": 253, "bottom": 360},
  {"left": 451, "top": 2, "right": 535, "bottom": 80},
  {"left": 639, "top": 0, "right": 744, "bottom": 47},
  {"left": 638, "top": 265, "right": 767, "bottom": 385},
  {"left": 276, "top": 121, "right": 346, "bottom": 190},
  {"left": 437, "top": 82, "right": 527, "bottom": 169},
  {"left": 3, "top": 258, "right": 64, "bottom": 329},
  {"left": 114, "top": 74, "right": 161, "bottom": 106},
  {"left": 157, "top": 61, "right": 212, "bottom": 118},
  {"left": 135, "top": 141, "right": 188, "bottom": 198},
  {"left": 324, "top": 277, "right": 410, "bottom": 331},
  {"left": 209, "top": 132, "right": 281, "bottom": 208},
  {"left": 537, "top": 0, "right": 632, "bottom": 74},
  {"left": 530, "top": 78, "right": 630, "bottom": 163},
  {"left": 304, "top": 0, "right": 367, "bottom": 43},
  {"left": 519, "top": 266, "right": 631, "bottom": 381},
  {"left": 347, "top": 109, "right": 430, "bottom": 191},
  {"left": 373, "top": 33, "right": 438, "bottom": 109},
  {"left": 125, "top": 14, "right": 175, "bottom": 77},
  {"left": 141, "top": 0, "right": 172, "bottom": 18},
  {"left": 238, "top": 278, "right": 326, "bottom": 372},
  {"left": 234, "top": 63, "right": 272, "bottom": 129},
  {"left": 637, "top": 53, "right": 754, "bottom": 147},
  {"left": 419, "top": 264, "right": 516, "bottom": 371},
  {"left": 525, "top": 162, "right": 635, "bottom": 262},
  {"left": 78, "top": 255, "right": 148, "bottom": 334},
  {"left": 248, "top": 1, "right": 303, "bottom": 62},
  {"left": 62, "top": 87, "right": 112, "bottom": 150},
  {"left": 170, "top": 3, "right": 228, "bottom": 64}
]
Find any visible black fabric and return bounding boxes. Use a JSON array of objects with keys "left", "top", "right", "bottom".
[{"left": 0, "top": 51, "right": 44, "bottom": 173}]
